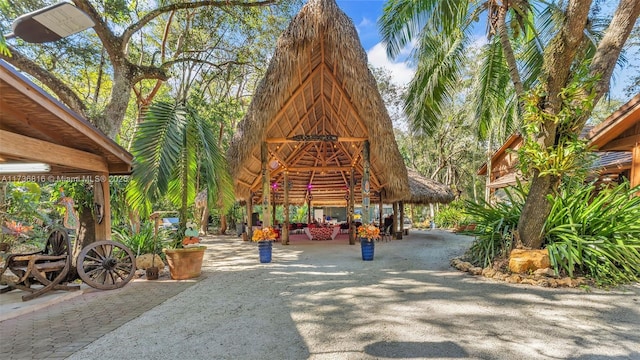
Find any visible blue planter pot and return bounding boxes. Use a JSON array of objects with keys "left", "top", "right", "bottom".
[
  {"left": 258, "top": 240, "right": 272, "bottom": 263},
  {"left": 360, "top": 238, "right": 375, "bottom": 261}
]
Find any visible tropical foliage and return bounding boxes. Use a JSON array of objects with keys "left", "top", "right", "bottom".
[
  {"left": 464, "top": 186, "right": 525, "bottom": 268},
  {"left": 433, "top": 200, "right": 472, "bottom": 229},
  {"left": 112, "top": 222, "right": 169, "bottom": 257},
  {"left": 380, "top": 0, "right": 640, "bottom": 249},
  {"left": 127, "top": 100, "right": 235, "bottom": 245},
  {"left": 464, "top": 181, "right": 640, "bottom": 286},
  {"left": 545, "top": 182, "right": 640, "bottom": 286}
]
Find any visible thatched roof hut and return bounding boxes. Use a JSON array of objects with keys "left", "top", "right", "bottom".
[
  {"left": 405, "top": 169, "right": 455, "bottom": 204},
  {"left": 227, "top": 0, "right": 409, "bottom": 206}
]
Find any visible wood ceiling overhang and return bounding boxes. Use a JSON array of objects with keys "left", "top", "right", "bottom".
[
  {"left": 227, "top": 0, "right": 409, "bottom": 206},
  {"left": 588, "top": 93, "right": 640, "bottom": 152},
  {"left": 0, "top": 60, "right": 132, "bottom": 177}
]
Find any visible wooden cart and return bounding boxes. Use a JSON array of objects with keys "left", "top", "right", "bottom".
[{"left": 1, "top": 228, "right": 136, "bottom": 301}]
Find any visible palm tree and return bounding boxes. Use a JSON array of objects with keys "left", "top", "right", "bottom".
[
  {"left": 380, "top": 0, "right": 640, "bottom": 248},
  {"left": 127, "top": 100, "right": 235, "bottom": 244},
  {"left": 379, "top": 0, "right": 534, "bottom": 137}
]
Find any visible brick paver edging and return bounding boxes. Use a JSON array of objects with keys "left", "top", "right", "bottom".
[{"left": 0, "top": 280, "right": 196, "bottom": 359}]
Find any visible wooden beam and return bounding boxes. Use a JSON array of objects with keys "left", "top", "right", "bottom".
[
  {"left": 598, "top": 134, "right": 640, "bottom": 151},
  {"left": 0, "top": 130, "right": 108, "bottom": 173},
  {"left": 286, "top": 166, "right": 353, "bottom": 172},
  {"left": 94, "top": 174, "right": 111, "bottom": 241},
  {"left": 265, "top": 136, "right": 367, "bottom": 144},
  {"left": 0, "top": 69, "right": 132, "bottom": 165},
  {"left": 349, "top": 167, "right": 356, "bottom": 245},
  {"left": 632, "top": 144, "right": 640, "bottom": 190},
  {"left": 283, "top": 171, "right": 290, "bottom": 245},
  {"left": 362, "top": 140, "right": 370, "bottom": 224},
  {"left": 261, "top": 142, "right": 271, "bottom": 227}
]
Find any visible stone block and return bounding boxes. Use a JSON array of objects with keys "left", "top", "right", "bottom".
[
  {"left": 136, "top": 253, "right": 165, "bottom": 270},
  {"left": 533, "top": 268, "right": 556, "bottom": 278},
  {"left": 482, "top": 268, "right": 497, "bottom": 278},
  {"left": 509, "top": 249, "right": 551, "bottom": 274}
]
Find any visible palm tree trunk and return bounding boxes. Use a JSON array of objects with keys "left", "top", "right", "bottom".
[{"left": 497, "top": 4, "right": 524, "bottom": 97}]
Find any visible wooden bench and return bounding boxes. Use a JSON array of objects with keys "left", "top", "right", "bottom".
[{"left": 1, "top": 228, "right": 80, "bottom": 301}]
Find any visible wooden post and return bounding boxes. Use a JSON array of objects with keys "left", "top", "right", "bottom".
[
  {"left": 349, "top": 167, "right": 356, "bottom": 245},
  {"left": 261, "top": 142, "right": 271, "bottom": 227},
  {"left": 307, "top": 197, "right": 312, "bottom": 224},
  {"left": 378, "top": 190, "right": 384, "bottom": 229},
  {"left": 272, "top": 196, "right": 277, "bottom": 226},
  {"left": 392, "top": 202, "right": 398, "bottom": 239},
  {"left": 246, "top": 196, "right": 253, "bottom": 241},
  {"left": 398, "top": 201, "right": 404, "bottom": 239},
  {"left": 632, "top": 144, "right": 640, "bottom": 192},
  {"left": 362, "top": 140, "right": 370, "bottom": 224},
  {"left": 283, "top": 171, "right": 290, "bottom": 245},
  {"left": 93, "top": 174, "right": 110, "bottom": 241}
]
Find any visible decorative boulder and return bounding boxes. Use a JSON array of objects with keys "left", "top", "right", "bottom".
[
  {"left": 136, "top": 254, "right": 165, "bottom": 270},
  {"left": 509, "top": 249, "right": 551, "bottom": 273}
]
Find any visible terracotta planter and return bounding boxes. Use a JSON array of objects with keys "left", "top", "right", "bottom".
[{"left": 163, "top": 246, "right": 206, "bottom": 280}]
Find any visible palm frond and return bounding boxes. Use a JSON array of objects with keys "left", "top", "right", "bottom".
[
  {"left": 379, "top": 0, "right": 471, "bottom": 59},
  {"left": 127, "top": 101, "right": 187, "bottom": 217},
  {"left": 405, "top": 28, "right": 469, "bottom": 136},
  {"left": 472, "top": 37, "right": 515, "bottom": 140},
  {"left": 189, "top": 107, "right": 236, "bottom": 212}
]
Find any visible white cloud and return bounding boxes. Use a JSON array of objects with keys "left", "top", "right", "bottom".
[
  {"left": 366, "top": 42, "right": 415, "bottom": 87},
  {"left": 357, "top": 17, "right": 373, "bottom": 29}
]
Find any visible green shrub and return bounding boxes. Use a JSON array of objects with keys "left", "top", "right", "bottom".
[
  {"left": 545, "top": 182, "right": 640, "bottom": 286},
  {"left": 112, "top": 222, "right": 170, "bottom": 257},
  {"left": 464, "top": 186, "right": 525, "bottom": 268},
  {"left": 434, "top": 200, "right": 471, "bottom": 228},
  {"left": 462, "top": 180, "right": 640, "bottom": 286}
]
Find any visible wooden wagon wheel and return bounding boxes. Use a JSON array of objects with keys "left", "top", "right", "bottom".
[
  {"left": 44, "top": 228, "right": 72, "bottom": 282},
  {"left": 76, "top": 241, "right": 136, "bottom": 290}
]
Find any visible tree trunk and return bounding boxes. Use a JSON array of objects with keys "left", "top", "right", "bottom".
[
  {"left": 220, "top": 215, "right": 227, "bottom": 235},
  {"left": 517, "top": 171, "right": 560, "bottom": 249},
  {"left": 98, "top": 66, "right": 133, "bottom": 138},
  {"left": 200, "top": 205, "right": 210, "bottom": 235}
]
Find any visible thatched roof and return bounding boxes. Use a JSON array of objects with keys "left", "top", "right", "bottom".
[
  {"left": 227, "top": 0, "right": 409, "bottom": 206},
  {"left": 405, "top": 169, "right": 455, "bottom": 204}
]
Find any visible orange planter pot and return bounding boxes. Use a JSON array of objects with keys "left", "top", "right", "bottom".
[{"left": 163, "top": 246, "right": 206, "bottom": 280}]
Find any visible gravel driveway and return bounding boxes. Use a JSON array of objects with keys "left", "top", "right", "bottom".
[{"left": 68, "top": 230, "right": 640, "bottom": 360}]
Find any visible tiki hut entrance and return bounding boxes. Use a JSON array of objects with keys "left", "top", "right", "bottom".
[{"left": 227, "top": 0, "right": 409, "bottom": 244}]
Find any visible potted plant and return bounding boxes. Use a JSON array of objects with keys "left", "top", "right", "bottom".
[
  {"left": 162, "top": 222, "right": 206, "bottom": 279},
  {"left": 252, "top": 226, "right": 277, "bottom": 263},
  {"left": 357, "top": 224, "right": 380, "bottom": 261}
]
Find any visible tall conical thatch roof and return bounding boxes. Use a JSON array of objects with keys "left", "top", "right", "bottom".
[
  {"left": 227, "top": 0, "right": 409, "bottom": 206},
  {"left": 405, "top": 169, "right": 455, "bottom": 204}
]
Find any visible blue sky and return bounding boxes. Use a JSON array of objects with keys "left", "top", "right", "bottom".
[{"left": 333, "top": 0, "right": 637, "bottom": 102}]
